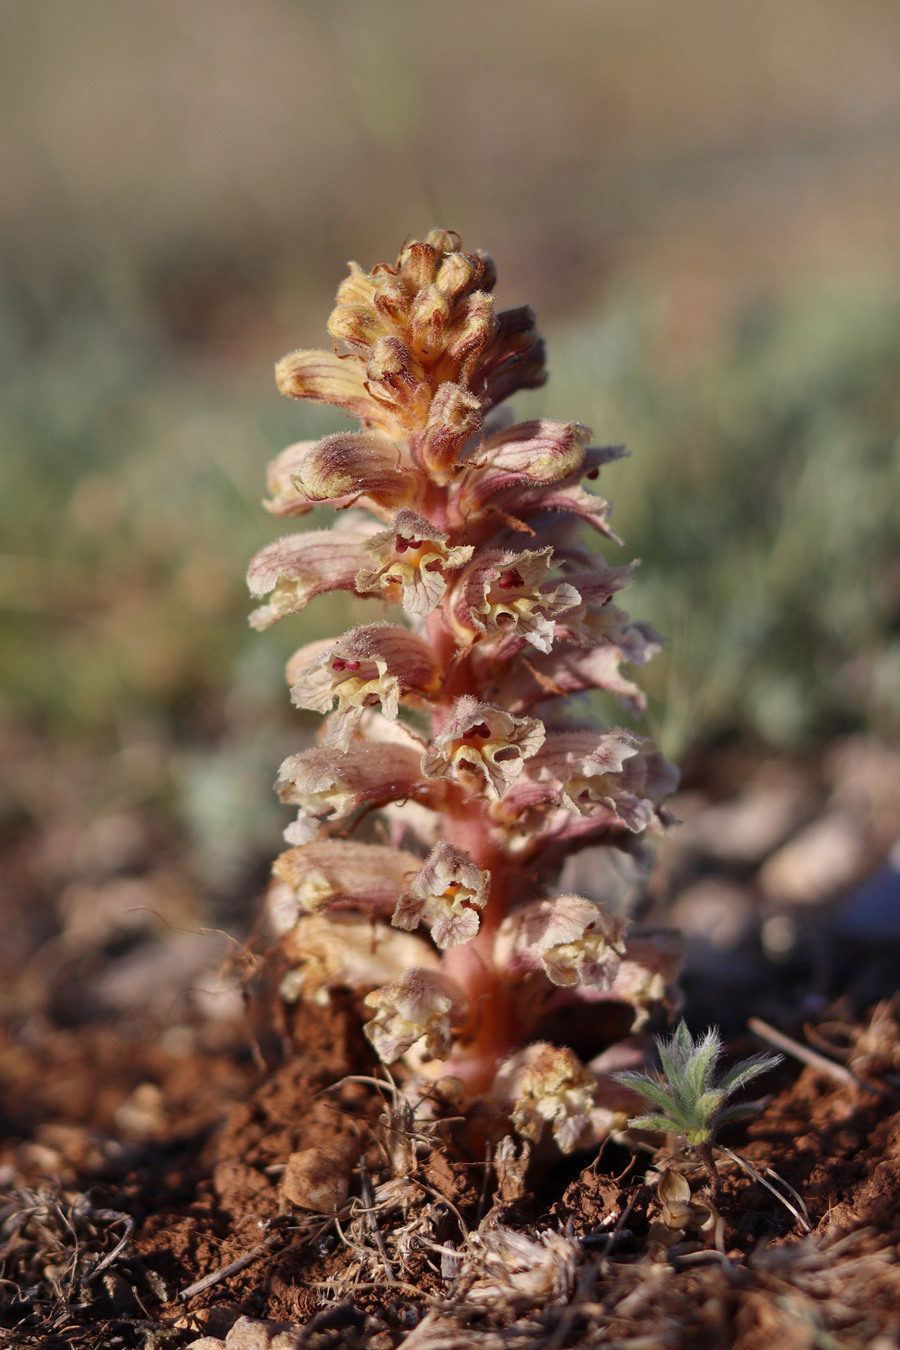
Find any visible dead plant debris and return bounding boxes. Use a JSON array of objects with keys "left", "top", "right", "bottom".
[{"left": 0, "top": 994, "right": 898, "bottom": 1349}]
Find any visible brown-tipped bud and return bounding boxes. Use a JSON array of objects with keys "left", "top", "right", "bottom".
[
  {"left": 471, "top": 249, "right": 498, "bottom": 293},
  {"left": 399, "top": 239, "right": 443, "bottom": 291},
  {"left": 265, "top": 432, "right": 421, "bottom": 518},
  {"left": 418, "top": 382, "right": 483, "bottom": 480},
  {"left": 327, "top": 302, "right": 385, "bottom": 353},
  {"left": 408, "top": 284, "right": 452, "bottom": 360},
  {"left": 275, "top": 348, "right": 378, "bottom": 423},
  {"left": 365, "top": 336, "right": 433, "bottom": 430},
  {"left": 439, "top": 291, "right": 496, "bottom": 381},
  {"left": 472, "top": 304, "right": 547, "bottom": 409},
  {"left": 434, "top": 249, "right": 479, "bottom": 300}
]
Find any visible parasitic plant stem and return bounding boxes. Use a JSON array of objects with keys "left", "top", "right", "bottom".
[{"left": 251, "top": 231, "right": 680, "bottom": 1150}]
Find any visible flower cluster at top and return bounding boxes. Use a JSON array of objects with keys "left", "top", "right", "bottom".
[{"left": 250, "top": 230, "right": 680, "bottom": 1153}]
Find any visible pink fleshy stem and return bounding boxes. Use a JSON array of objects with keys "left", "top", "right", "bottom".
[{"left": 438, "top": 797, "right": 519, "bottom": 1094}]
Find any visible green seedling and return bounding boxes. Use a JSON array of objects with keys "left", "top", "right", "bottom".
[{"left": 615, "top": 1022, "right": 781, "bottom": 1199}]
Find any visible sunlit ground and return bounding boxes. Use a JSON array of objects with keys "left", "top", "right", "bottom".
[{"left": 1, "top": 0, "right": 899, "bottom": 989}]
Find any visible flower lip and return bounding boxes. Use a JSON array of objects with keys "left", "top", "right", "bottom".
[
  {"left": 392, "top": 841, "right": 490, "bottom": 948},
  {"left": 288, "top": 623, "right": 441, "bottom": 750},
  {"left": 422, "top": 696, "right": 545, "bottom": 801},
  {"left": 495, "top": 894, "right": 629, "bottom": 990},
  {"left": 363, "top": 968, "right": 470, "bottom": 1063},
  {"left": 450, "top": 547, "right": 580, "bottom": 655},
  {"left": 356, "top": 509, "right": 474, "bottom": 617},
  {"left": 493, "top": 1042, "right": 601, "bottom": 1153}
]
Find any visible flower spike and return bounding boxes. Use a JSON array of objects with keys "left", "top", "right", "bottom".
[{"left": 254, "top": 230, "right": 678, "bottom": 1137}]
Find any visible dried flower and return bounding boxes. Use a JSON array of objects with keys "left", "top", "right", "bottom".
[{"left": 252, "top": 230, "right": 677, "bottom": 1136}]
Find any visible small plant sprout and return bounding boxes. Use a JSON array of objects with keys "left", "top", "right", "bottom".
[
  {"left": 615, "top": 1021, "right": 782, "bottom": 1198},
  {"left": 252, "top": 231, "right": 680, "bottom": 1153}
]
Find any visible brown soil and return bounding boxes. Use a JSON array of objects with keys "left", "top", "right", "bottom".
[
  {"left": 2, "top": 987, "right": 900, "bottom": 1350},
  {"left": 3, "top": 739, "right": 900, "bottom": 1348}
]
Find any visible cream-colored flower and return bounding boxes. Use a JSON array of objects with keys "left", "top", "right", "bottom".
[
  {"left": 524, "top": 730, "right": 675, "bottom": 831},
  {"left": 455, "top": 420, "right": 591, "bottom": 521},
  {"left": 275, "top": 740, "right": 426, "bottom": 844},
  {"left": 450, "top": 547, "right": 580, "bottom": 654},
  {"left": 495, "top": 895, "right": 629, "bottom": 989},
  {"left": 485, "top": 641, "right": 648, "bottom": 718},
  {"left": 392, "top": 842, "right": 489, "bottom": 948},
  {"left": 263, "top": 431, "right": 420, "bottom": 518},
  {"left": 289, "top": 624, "right": 439, "bottom": 751},
  {"left": 279, "top": 914, "right": 439, "bottom": 1007},
  {"left": 247, "top": 524, "right": 374, "bottom": 629},
  {"left": 273, "top": 839, "right": 420, "bottom": 914},
  {"left": 422, "top": 696, "right": 545, "bottom": 801},
  {"left": 494, "top": 1042, "right": 600, "bottom": 1153},
  {"left": 363, "top": 969, "right": 469, "bottom": 1063},
  {"left": 355, "top": 509, "right": 473, "bottom": 616},
  {"left": 417, "top": 382, "right": 483, "bottom": 481}
]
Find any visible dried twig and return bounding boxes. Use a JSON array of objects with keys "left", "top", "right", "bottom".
[
  {"left": 717, "top": 1146, "right": 811, "bottom": 1233},
  {"left": 179, "top": 1232, "right": 286, "bottom": 1299},
  {"left": 748, "top": 1017, "right": 893, "bottom": 1098},
  {"left": 359, "top": 1159, "right": 397, "bottom": 1285}
]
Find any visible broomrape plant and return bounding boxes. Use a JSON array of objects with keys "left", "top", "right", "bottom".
[
  {"left": 615, "top": 1021, "right": 782, "bottom": 1194},
  {"left": 251, "top": 230, "right": 680, "bottom": 1152}
]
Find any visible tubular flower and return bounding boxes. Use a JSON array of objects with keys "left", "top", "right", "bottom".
[
  {"left": 363, "top": 968, "right": 470, "bottom": 1063},
  {"left": 253, "top": 230, "right": 678, "bottom": 1143},
  {"left": 288, "top": 623, "right": 440, "bottom": 750},
  {"left": 422, "top": 696, "right": 545, "bottom": 800},
  {"left": 493, "top": 1043, "right": 603, "bottom": 1153},
  {"left": 355, "top": 510, "right": 474, "bottom": 616},
  {"left": 392, "top": 841, "right": 490, "bottom": 948},
  {"left": 494, "top": 895, "right": 630, "bottom": 990}
]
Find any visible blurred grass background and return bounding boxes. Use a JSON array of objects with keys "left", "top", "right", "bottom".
[{"left": 1, "top": 0, "right": 899, "bottom": 939}]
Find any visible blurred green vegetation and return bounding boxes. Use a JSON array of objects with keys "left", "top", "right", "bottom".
[
  {"left": 523, "top": 276, "right": 900, "bottom": 758},
  {"left": 2, "top": 254, "right": 898, "bottom": 770},
  {"left": 2, "top": 0, "right": 899, "bottom": 902}
]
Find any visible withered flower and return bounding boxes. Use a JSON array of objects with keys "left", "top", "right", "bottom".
[
  {"left": 252, "top": 230, "right": 677, "bottom": 1144},
  {"left": 363, "top": 968, "right": 469, "bottom": 1063}
]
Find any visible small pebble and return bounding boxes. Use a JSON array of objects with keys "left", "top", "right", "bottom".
[{"left": 279, "top": 1148, "right": 350, "bottom": 1213}]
